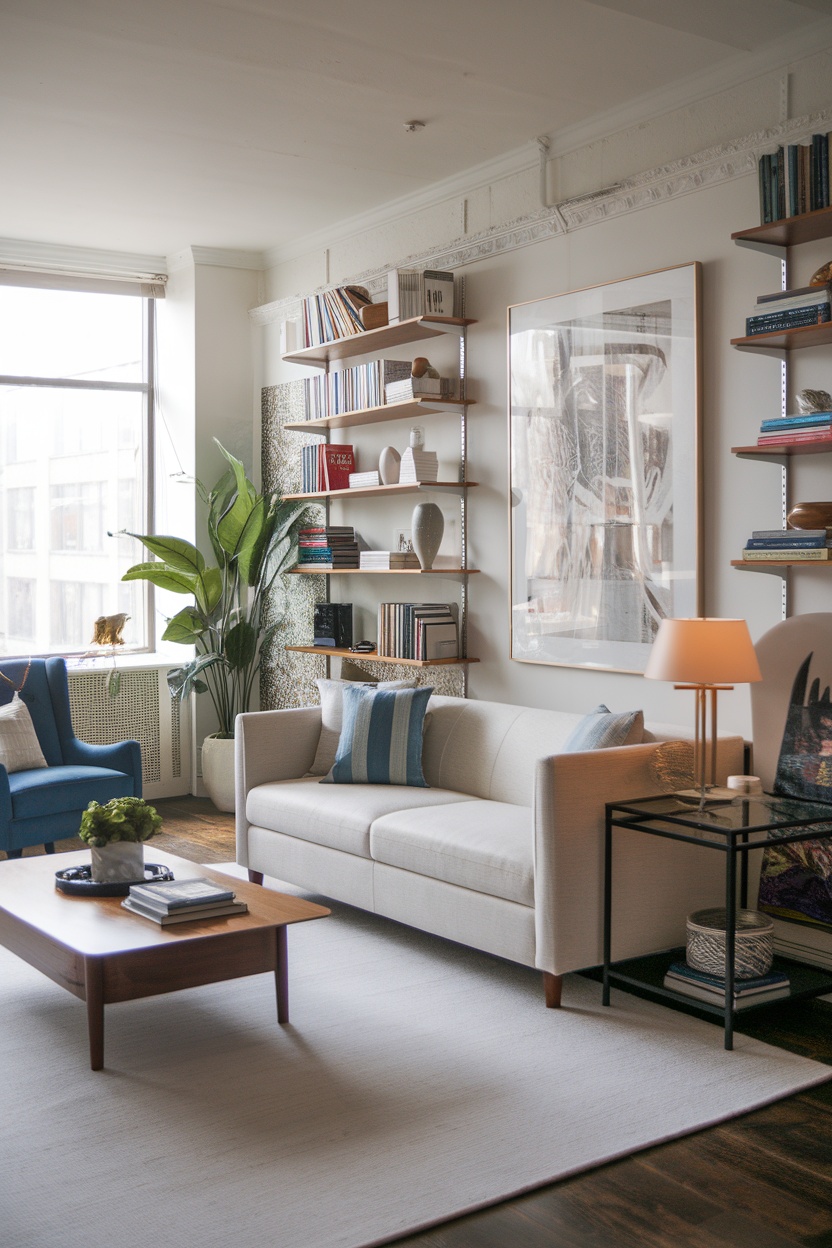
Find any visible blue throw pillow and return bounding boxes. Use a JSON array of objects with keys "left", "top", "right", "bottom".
[
  {"left": 322, "top": 685, "right": 433, "bottom": 786},
  {"left": 561, "top": 703, "right": 644, "bottom": 752}
]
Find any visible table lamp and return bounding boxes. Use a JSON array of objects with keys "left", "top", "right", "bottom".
[{"left": 644, "top": 618, "right": 762, "bottom": 808}]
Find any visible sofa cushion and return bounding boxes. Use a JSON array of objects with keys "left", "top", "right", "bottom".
[
  {"left": 370, "top": 800, "right": 534, "bottom": 906},
  {"left": 561, "top": 704, "right": 644, "bottom": 752},
  {"left": 324, "top": 685, "right": 432, "bottom": 786},
  {"left": 246, "top": 776, "right": 473, "bottom": 858},
  {"left": 309, "top": 677, "right": 418, "bottom": 777},
  {"left": 0, "top": 694, "right": 48, "bottom": 774}
]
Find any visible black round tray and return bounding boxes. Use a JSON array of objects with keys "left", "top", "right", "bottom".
[{"left": 55, "top": 862, "right": 175, "bottom": 897}]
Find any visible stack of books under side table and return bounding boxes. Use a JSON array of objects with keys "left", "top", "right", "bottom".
[
  {"left": 662, "top": 960, "right": 790, "bottom": 1009},
  {"left": 122, "top": 877, "right": 249, "bottom": 925}
]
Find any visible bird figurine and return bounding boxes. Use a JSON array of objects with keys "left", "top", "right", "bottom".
[{"left": 91, "top": 613, "right": 130, "bottom": 646}]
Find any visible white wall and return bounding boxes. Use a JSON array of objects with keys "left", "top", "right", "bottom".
[{"left": 253, "top": 47, "right": 832, "bottom": 741}]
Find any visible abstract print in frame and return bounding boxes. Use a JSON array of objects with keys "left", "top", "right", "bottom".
[{"left": 508, "top": 262, "right": 702, "bottom": 673}]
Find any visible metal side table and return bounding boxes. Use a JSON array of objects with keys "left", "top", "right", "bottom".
[{"left": 603, "top": 792, "right": 832, "bottom": 1049}]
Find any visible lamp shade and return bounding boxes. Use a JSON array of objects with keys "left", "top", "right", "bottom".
[{"left": 644, "top": 618, "right": 762, "bottom": 686}]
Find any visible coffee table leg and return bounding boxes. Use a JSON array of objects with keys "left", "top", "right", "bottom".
[
  {"left": 276, "top": 926, "right": 289, "bottom": 1025},
  {"left": 84, "top": 957, "right": 105, "bottom": 1071}
]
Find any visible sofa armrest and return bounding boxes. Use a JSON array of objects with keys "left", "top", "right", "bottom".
[
  {"left": 235, "top": 706, "right": 322, "bottom": 865},
  {"left": 533, "top": 734, "right": 745, "bottom": 977}
]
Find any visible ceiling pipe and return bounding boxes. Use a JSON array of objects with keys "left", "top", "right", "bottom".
[{"left": 536, "top": 135, "right": 623, "bottom": 227}]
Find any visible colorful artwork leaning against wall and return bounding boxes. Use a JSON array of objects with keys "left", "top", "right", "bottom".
[{"left": 758, "top": 650, "right": 832, "bottom": 929}]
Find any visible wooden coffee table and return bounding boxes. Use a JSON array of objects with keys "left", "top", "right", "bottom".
[{"left": 0, "top": 850, "right": 329, "bottom": 1070}]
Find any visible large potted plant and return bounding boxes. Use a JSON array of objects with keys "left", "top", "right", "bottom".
[
  {"left": 123, "top": 440, "right": 306, "bottom": 811},
  {"left": 79, "top": 796, "right": 163, "bottom": 883}
]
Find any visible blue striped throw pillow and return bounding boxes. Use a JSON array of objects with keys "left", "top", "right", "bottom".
[
  {"left": 561, "top": 703, "right": 644, "bottom": 752},
  {"left": 322, "top": 685, "right": 433, "bottom": 786}
]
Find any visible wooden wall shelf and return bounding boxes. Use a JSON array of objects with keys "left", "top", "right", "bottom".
[
  {"left": 284, "top": 397, "right": 473, "bottom": 433},
  {"left": 285, "top": 645, "right": 478, "bottom": 667},
  {"left": 282, "top": 316, "right": 476, "bottom": 368}
]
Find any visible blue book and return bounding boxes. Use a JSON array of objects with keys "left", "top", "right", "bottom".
[
  {"left": 744, "top": 535, "right": 826, "bottom": 549},
  {"left": 760, "top": 412, "right": 832, "bottom": 431}
]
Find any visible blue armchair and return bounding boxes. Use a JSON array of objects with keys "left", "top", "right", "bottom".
[{"left": 0, "top": 658, "right": 142, "bottom": 859}]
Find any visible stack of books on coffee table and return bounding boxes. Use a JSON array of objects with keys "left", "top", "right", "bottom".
[{"left": 121, "top": 877, "right": 249, "bottom": 925}]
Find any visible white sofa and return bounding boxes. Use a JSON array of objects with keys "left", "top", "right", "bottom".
[{"left": 236, "top": 695, "right": 744, "bottom": 1005}]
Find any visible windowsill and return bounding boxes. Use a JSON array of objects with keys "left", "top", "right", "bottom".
[{"left": 66, "top": 650, "right": 188, "bottom": 672}]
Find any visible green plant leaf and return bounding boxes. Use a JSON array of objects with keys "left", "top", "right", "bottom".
[
  {"left": 194, "top": 566, "right": 224, "bottom": 615},
  {"left": 122, "top": 562, "right": 201, "bottom": 594},
  {"left": 126, "top": 534, "right": 205, "bottom": 574},
  {"left": 225, "top": 619, "right": 257, "bottom": 671},
  {"left": 162, "top": 606, "right": 206, "bottom": 644}
]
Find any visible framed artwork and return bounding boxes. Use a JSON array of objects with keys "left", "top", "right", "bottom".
[{"left": 508, "top": 262, "right": 702, "bottom": 673}]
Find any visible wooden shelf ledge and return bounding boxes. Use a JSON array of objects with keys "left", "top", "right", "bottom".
[{"left": 285, "top": 645, "right": 478, "bottom": 667}]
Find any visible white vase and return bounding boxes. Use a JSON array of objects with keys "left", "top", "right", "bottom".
[
  {"left": 201, "top": 733, "right": 236, "bottom": 812},
  {"left": 378, "top": 446, "right": 401, "bottom": 485},
  {"left": 90, "top": 841, "right": 145, "bottom": 884},
  {"left": 411, "top": 502, "right": 444, "bottom": 570}
]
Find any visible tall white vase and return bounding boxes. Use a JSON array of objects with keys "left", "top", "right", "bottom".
[
  {"left": 201, "top": 734, "right": 236, "bottom": 812},
  {"left": 411, "top": 502, "right": 444, "bottom": 571}
]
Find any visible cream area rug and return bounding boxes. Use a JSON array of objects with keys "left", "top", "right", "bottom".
[{"left": 2, "top": 868, "right": 830, "bottom": 1248}]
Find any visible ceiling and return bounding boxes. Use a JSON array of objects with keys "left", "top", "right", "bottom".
[{"left": 2, "top": 0, "right": 832, "bottom": 261}]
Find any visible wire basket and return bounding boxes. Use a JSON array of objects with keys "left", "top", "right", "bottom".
[{"left": 686, "top": 908, "right": 774, "bottom": 980}]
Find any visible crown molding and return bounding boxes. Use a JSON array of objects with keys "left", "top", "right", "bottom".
[
  {"left": 0, "top": 237, "right": 167, "bottom": 279},
  {"left": 249, "top": 106, "right": 832, "bottom": 327}
]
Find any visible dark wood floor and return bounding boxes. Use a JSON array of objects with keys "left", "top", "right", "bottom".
[{"left": 26, "top": 796, "right": 832, "bottom": 1248}]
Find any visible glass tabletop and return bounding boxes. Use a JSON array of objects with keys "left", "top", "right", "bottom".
[{"left": 608, "top": 791, "right": 832, "bottom": 837}]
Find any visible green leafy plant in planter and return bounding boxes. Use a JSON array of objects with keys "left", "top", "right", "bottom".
[
  {"left": 121, "top": 440, "right": 307, "bottom": 811},
  {"left": 79, "top": 796, "right": 163, "bottom": 847},
  {"left": 79, "top": 796, "right": 163, "bottom": 884},
  {"left": 122, "top": 440, "right": 306, "bottom": 738}
]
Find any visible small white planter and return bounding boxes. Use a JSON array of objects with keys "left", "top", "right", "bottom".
[
  {"left": 90, "top": 841, "right": 145, "bottom": 884},
  {"left": 201, "top": 733, "right": 236, "bottom": 813}
]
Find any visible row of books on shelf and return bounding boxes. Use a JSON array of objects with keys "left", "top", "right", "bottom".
[
  {"left": 756, "top": 408, "right": 832, "bottom": 446},
  {"left": 301, "top": 443, "right": 356, "bottom": 492},
  {"left": 741, "top": 527, "right": 832, "bottom": 561},
  {"left": 303, "top": 360, "right": 412, "bottom": 420},
  {"left": 122, "top": 877, "right": 248, "bottom": 926},
  {"left": 377, "top": 602, "right": 459, "bottom": 661},
  {"left": 297, "top": 525, "right": 361, "bottom": 569},
  {"left": 301, "top": 285, "right": 373, "bottom": 348},
  {"left": 663, "top": 960, "right": 790, "bottom": 1009},
  {"left": 757, "top": 133, "right": 832, "bottom": 224},
  {"left": 744, "top": 283, "right": 831, "bottom": 336}
]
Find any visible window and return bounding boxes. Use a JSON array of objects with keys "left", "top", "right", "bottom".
[
  {"left": 0, "top": 285, "right": 154, "bottom": 656},
  {"left": 6, "top": 487, "right": 34, "bottom": 550},
  {"left": 7, "top": 578, "right": 35, "bottom": 642}
]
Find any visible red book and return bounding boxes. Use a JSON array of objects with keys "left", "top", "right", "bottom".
[
  {"left": 322, "top": 444, "right": 355, "bottom": 491},
  {"left": 757, "top": 429, "right": 832, "bottom": 445}
]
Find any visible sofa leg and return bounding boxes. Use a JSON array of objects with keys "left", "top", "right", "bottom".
[
  {"left": 44, "top": 842, "right": 56, "bottom": 855},
  {"left": 6, "top": 849, "right": 23, "bottom": 860},
  {"left": 543, "top": 972, "right": 563, "bottom": 1008},
  {"left": 248, "top": 869, "right": 264, "bottom": 885}
]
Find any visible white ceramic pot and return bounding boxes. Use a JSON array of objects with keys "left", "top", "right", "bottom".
[
  {"left": 201, "top": 733, "right": 236, "bottom": 812},
  {"left": 90, "top": 841, "right": 145, "bottom": 884},
  {"left": 411, "top": 502, "right": 444, "bottom": 570}
]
